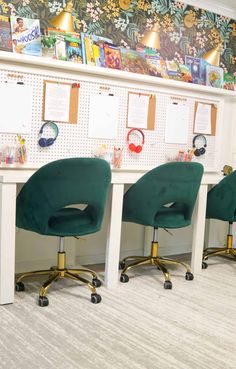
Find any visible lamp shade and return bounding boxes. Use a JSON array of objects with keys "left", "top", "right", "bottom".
[
  {"left": 50, "top": 0, "right": 75, "bottom": 32},
  {"left": 202, "top": 44, "right": 222, "bottom": 67},
  {"left": 141, "top": 22, "right": 160, "bottom": 50}
]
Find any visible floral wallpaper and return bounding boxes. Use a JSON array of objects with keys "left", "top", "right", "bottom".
[{"left": 1, "top": 0, "right": 236, "bottom": 73}]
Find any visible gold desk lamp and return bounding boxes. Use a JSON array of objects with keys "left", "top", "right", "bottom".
[
  {"left": 50, "top": 0, "right": 75, "bottom": 32},
  {"left": 141, "top": 22, "right": 160, "bottom": 49},
  {"left": 202, "top": 43, "right": 222, "bottom": 67}
]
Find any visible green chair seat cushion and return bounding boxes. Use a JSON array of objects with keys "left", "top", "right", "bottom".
[
  {"left": 48, "top": 207, "right": 97, "bottom": 236},
  {"left": 154, "top": 203, "right": 190, "bottom": 229}
]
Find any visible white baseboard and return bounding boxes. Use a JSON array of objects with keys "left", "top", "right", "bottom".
[{"left": 16, "top": 244, "right": 194, "bottom": 272}]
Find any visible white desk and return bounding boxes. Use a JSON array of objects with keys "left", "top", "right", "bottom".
[{"left": 0, "top": 166, "right": 222, "bottom": 305}]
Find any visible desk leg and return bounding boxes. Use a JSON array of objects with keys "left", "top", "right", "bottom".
[
  {"left": 105, "top": 184, "right": 124, "bottom": 289},
  {"left": 0, "top": 183, "right": 16, "bottom": 305},
  {"left": 191, "top": 184, "right": 208, "bottom": 275}
]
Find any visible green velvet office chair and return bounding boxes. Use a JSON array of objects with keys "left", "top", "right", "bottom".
[
  {"left": 120, "top": 162, "right": 204, "bottom": 289},
  {"left": 15, "top": 158, "right": 111, "bottom": 307},
  {"left": 202, "top": 170, "right": 236, "bottom": 269}
]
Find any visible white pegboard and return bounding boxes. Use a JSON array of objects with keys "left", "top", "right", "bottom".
[{"left": 0, "top": 65, "right": 221, "bottom": 170}]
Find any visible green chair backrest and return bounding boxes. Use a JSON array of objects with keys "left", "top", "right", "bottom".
[
  {"left": 16, "top": 158, "right": 111, "bottom": 235},
  {"left": 206, "top": 170, "right": 236, "bottom": 222},
  {"left": 123, "top": 162, "right": 204, "bottom": 227}
]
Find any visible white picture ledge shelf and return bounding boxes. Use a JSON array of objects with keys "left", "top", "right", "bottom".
[{"left": 0, "top": 51, "right": 236, "bottom": 100}]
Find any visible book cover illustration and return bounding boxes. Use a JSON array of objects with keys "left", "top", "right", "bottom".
[
  {"left": 104, "top": 43, "right": 121, "bottom": 70},
  {"left": 206, "top": 65, "right": 224, "bottom": 88},
  {"left": 223, "top": 73, "right": 235, "bottom": 90},
  {"left": 92, "top": 35, "right": 112, "bottom": 67},
  {"left": 83, "top": 33, "right": 96, "bottom": 66},
  {"left": 65, "top": 35, "right": 83, "bottom": 63},
  {"left": 120, "top": 48, "right": 149, "bottom": 74},
  {"left": 179, "top": 64, "right": 192, "bottom": 83},
  {"left": 185, "top": 55, "right": 201, "bottom": 84},
  {"left": 166, "top": 60, "right": 181, "bottom": 78},
  {"left": 144, "top": 48, "right": 160, "bottom": 67},
  {"left": 46, "top": 28, "right": 66, "bottom": 60},
  {"left": 41, "top": 34, "right": 57, "bottom": 58},
  {"left": 199, "top": 58, "right": 210, "bottom": 85},
  {"left": 10, "top": 16, "right": 42, "bottom": 56},
  {"left": 0, "top": 15, "right": 12, "bottom": 52}
]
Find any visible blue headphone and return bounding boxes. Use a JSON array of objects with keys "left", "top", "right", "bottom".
[
  {"left": 192, "top": 134, "right": 207, "bottom": 157},
  {"left": 38, "top": 121, "right": 59, "bottom": 147}
]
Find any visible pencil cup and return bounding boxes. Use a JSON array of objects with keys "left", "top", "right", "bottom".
[
  {"left": 113, "top": 147, "right": 123, "bottom": 168},
  {"left": 5, "top": 146, "right": 16, "bottom": 165}
]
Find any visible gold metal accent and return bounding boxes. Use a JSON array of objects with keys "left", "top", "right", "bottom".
[
  {"left": 15, "top": 250, "right": 101, "bottom": 299},
  {"left": 202, "top": 44, "right": 222, "bottom": 67},
  {"left": 222, "top": 165, "right": 233, "bottom": 176},
  {"left": 50, "top": 0, "right": 75, "bottom": 32},
  {"left": 151, "top": 241, "right": 158, "bottom": 257},
  {"left": 203, "top": 233, "right": 236, "bottom": 262},
  {"left": 227, "top": 234, "right": 233, "bottom": 249},
  {"left": 120, "top": 243, "right": 192, "bottom": 285},
  {"left": 119, "top": 0, "right": 131, "bottom": 10},
  {"left": 58, "top": 251, "right": 66, "bottom": 270},
  {"left": 141, "top": 22, "right": 160, "bottom": 50}
]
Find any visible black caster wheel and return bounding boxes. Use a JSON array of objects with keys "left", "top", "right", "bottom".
[
  {"left": 38, "top": 296, "right": 49, "bottom": 307},
  {"left": 119, "top": 261, "right": 125, "bottom": 270},
  {"left": 164, "top": 280, "right": 172, "bottom": 289},
  {"left": 202, "top": 261, "right": 208, "bottom": 269},
  {"left": 91, "top": 293, "right": 102, "bottom": 304},
  {"left": 92, "top": 278, "right": 102, "bottom": 288},
  {"left": 15, "top": 282, "right": 25, "bottom": 292},
  {"left": 120, "top": 274, "right": 129, "bottom": 283},
  {"left": 185, "top": 272, "right": 194, "bottom": 281}
]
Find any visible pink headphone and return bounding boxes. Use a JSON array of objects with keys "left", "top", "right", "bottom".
[{"left": 127, "top": 128, "right": 145, "bottom": 154}]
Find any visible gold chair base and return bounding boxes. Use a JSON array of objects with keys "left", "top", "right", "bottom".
[
  {"left": 15, "top": 252, "right": 102, "bottom": 306},
  {"left": 203, "top": 247, "right": 236, "bottom": 263},
  {"left": 120, "top": 254, "right": 193, "bottom": 289}
]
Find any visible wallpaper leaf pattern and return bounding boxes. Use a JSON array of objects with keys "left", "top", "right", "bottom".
[{"left": 1, "top": 0, "right": 236, "bottom": 73}]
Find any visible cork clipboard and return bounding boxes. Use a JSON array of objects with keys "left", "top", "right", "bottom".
[
  {"left": 127, "top": 92, "right": 156, "bottom": 130},
  {"left": 43, "top": 80, "right": 79, "bottom": 124},
  {"left": 193, "top": 101, "right": 217, "bottom": 136}
]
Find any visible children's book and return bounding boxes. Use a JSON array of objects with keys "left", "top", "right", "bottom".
[
  {"left": 46, "top": 28, "right": 66, "bottom": 60},
  {"left": 103, "top": 43, "right": 121, "bottom": 70},
  {"left": 144, "top": 48, "right": 161, "bottom": 67},
  {"left": 199, "top": 58, "right": 211, "bottom": 85},
  {"left": 166, "top": 60, "right": 181, "bottom": 78},
  {"left": 10, "top": 16, "right": 42, "bottom": 56},
  {"left": 185, "top": 56, "right": 201, "bottom": 84},
  {"left": 206, "top": 65, "right": 224, "bottom": 88},
  {"left": 179, "top": 64, "right": 192, "bottom": 83},
  {"left": 65, "top": 35, "right": 83, "bottom": 63},
  {"left": 92, "top": 34, "right": 112, "bottom": 67},
  {"left": 80, "top": 32, "right": 87, "bottom": 64},
  {"left": 82, "top": 33, "right": 95, "bottom": 66},
  {"left": 223, "top": 73, "right": 235, "bottom": 91},
  {"left": 0, "top": 16, "right": 12, "bottom": 52},
  {"left": 120, "top": 48, "right": 149, "bottom": 74}
]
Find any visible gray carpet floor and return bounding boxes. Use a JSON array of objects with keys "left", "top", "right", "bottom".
[{"left": 0, "top": 257, "right": 236, "bottom": 369}]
